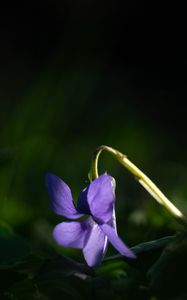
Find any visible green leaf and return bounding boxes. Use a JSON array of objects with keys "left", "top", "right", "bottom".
[
  {"left": 147, "top": 232, "right": 187, "bottom": 298},
  {"left": 103, "top": 235, "right": 177, "bottom": 278},
  {"left": 35, "top": 254, "right": 93, "bottom": 278},
  {"left": 0, "top": 221, "right": 30, "bottom": 268},
  {"left": 3, "top": 279, "right": 48, "bottom": 300},
  {"left": 105, "top": 235, "right": 176, "bottom": 261},
  {"left": 131, "top": 235, "right": 176, "bottom": 255},
  {"left": 0, "top": 221, "right": 14, "bottom": 237},
  {"left": 35, "top": 255, "right": 94, "bottom": 300}
]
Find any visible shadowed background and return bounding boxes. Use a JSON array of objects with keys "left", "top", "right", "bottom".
[{"left": 0, "top": 1, "right": 187, "bottom": 256}]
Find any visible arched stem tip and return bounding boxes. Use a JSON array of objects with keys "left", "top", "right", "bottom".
[{"left": 89, "top": 145, "right": 187, "bottom": 227}]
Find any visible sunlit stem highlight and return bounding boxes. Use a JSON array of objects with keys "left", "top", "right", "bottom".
[{"left": 89, "top": 145, "right": 187, "bottom": 226}]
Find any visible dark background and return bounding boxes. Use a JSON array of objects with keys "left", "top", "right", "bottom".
[{"left": 0, "top": 0, "right": 187, "bottom": 259}]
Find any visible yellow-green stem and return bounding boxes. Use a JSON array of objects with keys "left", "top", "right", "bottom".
[{"left": 89, "top": 145, "right": 187, "bottom": 226}]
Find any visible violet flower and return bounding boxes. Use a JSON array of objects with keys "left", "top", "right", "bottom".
[{"left": 46, "top": 173, "right": 135, "bottom": 267}]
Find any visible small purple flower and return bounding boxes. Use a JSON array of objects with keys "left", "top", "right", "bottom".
[{"left": 46, "top": 173, "right": 135, "bottom": 267}]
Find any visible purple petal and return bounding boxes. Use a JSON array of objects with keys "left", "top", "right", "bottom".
[
  {"left": 83, "top": 219, "right": 107, "bottom": 267},
  {"left": 85, "top": 174, "right": 116, "bottom": 223},
  {"left": 53, "top": 221, "right": 88, "bottom": 249},
  {"left": 100, "top": 224, "right": 136, "bottom": 259},
  {"left": 45, "top": 173, "right": 83, "bottom": 219}
]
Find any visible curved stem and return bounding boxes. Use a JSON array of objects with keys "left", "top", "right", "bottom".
[{"left": 89, "top": 145, "right": 187, "bottom": 226}]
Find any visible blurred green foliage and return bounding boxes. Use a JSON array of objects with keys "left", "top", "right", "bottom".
[
  {"left": 1, "top": 61, "right": 187, "bottom": 299},
  {"left": 1, "top": 1, "right": 187, "bottom": 298},
  {"left": 1, "top": 63, "right": 187, "bottom": 234}
]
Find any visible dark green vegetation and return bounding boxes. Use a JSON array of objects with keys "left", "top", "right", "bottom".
[
  {"left": 1, "top": 82, "right": 187, "bottom": 298},
  {"left": 1, "top": 219, "right": 187, "bottom": 299},
  {"left": 1, "top": 2, "right": 187, "bottom": 299}
]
